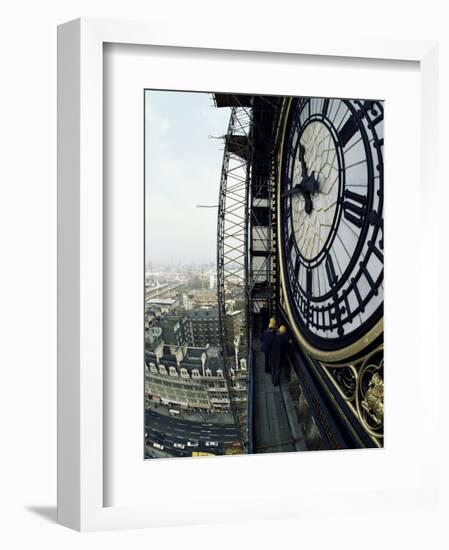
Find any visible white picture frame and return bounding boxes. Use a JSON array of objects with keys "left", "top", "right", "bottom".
[{"left": 57, "top": 17, "right": 443, "bottom": 532}]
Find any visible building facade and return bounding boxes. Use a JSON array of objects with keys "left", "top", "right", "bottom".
[
  {"left": 185, "top": 308, "right": 221, "bottom": 347},
  {"left": 145, "top": 343, "right": 231, "bottom": 411}
]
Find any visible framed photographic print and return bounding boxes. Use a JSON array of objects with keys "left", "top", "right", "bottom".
[
  {"left": 58, "top": 17, "right": 442, "bottom": 532},
  {"left": 143, "top": 89, "right": 384, "bottom": 460}
]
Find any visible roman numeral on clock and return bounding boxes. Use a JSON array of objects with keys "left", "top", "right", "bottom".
[
  {"left": 325, "top": 254, "right": 338, "bottom": 287},
  {"left": 306, "top": 268, "right": 313, "bottom": 297},
  {"left": 322, "top": 98, "right": 329, "bottom": 117},
  {"left": 343, "top": 189, "right": 367, "bottom": 228},
  {"left": 294, "top": 255, "right": 300, "bottom": 280},
  {"left": 338, "top": 114, "right": 359, "bottom": 148}
]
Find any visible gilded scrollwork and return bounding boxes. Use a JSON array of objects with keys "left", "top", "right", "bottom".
[
  {"left": 319, "top": 345, "right": 384, "bottom": 444},
  {"left": 327, "top": 365, "right": 357, "bottom": 402}
]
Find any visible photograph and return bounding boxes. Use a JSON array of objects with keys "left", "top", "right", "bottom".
[{"left": 144, "top": 90, "right": 384, "bottom": 458}]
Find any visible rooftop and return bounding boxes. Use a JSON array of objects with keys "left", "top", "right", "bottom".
[
  {"left": 186, "top": 308, "right": 219, "bottom": 320},
  {"left": 146, "top": 298, "right": 177, "bottom": 306}
]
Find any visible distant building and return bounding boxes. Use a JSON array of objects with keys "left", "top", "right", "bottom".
[
  {"left": 183, "top": 289, "right": 217, "bottom": 310},
  {"left": 145, "top": 282, "right": 183, "bottom": 302},
  {"left": 209, "top": 272, "right": 215, "bottom": 289},
  {"left": 147, "top": 305, "right": 242, "bottom": 352},
  {"left": 225, "top": 309, "right": 243, "bottom": 343},
  {"left": 185, "top": 308, "right": 220, "bottom": 347},
  {"left": 145, "top": 326, "right": 163, "bottom": 350},
  {"left": 157, "top": 310, "right": 189, "bottom": 347},
  {"left": 145, "top": 298, "right": 178, "bottom": 315},
  {"left": 145, "top": 343, "right": 230, "bottom": 411}
]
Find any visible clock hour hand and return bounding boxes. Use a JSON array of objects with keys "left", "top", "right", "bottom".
[
  {"left": 282, "top": 182, "right": 314, "bottom": 214},
  {"left": 299, "top": 144, "right": 308, "bottom": 179}
]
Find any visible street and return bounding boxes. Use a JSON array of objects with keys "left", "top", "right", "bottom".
[{"left": 145, "top": 409, "right": 240, "bottom": 457}]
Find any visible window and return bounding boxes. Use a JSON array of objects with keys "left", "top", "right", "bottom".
[{"left": 149, "top": 362, "right": 158, "bottom": 374}]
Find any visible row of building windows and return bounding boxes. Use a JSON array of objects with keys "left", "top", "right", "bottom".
[
  {"left": 148, "top": 375, "right": 227, "bottom": 391},
  {"left": 147, "top": 382, "right": 207, "bottom": 398},
  {"left": 146, "top": 376, "right": 202, "bottom": 392},
  {"left": 147, "top": 362, "right": 223, "bottom": 379}
]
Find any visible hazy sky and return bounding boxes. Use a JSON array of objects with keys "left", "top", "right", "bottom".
[{"left": 145, "top": 91, "right": 230, "bottom": 266}]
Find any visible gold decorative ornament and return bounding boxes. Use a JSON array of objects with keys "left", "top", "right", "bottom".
[{"left": 361, "top": 372, "right": 384, "bottom": 426}]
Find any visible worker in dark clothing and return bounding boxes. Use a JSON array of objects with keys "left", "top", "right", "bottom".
[
  {"left": 261, "top": 317, "right": 277, "bottom": 374},
  {"left": 270, "top": 325, "right": 291, "bottom": 387}
]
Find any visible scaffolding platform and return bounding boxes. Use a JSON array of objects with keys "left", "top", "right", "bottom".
[{"left": 252, "top": 344, "right": 307, "bottom": 454}]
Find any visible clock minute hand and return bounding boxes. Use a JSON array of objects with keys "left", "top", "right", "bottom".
[
  {"left": 281, "top": 184, "right": 303, "bottom": 198},
  {"left": 281, "top": 173, "right": 319, "bottom": 199}
]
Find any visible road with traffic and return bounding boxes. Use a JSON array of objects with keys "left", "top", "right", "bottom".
[{"left": 145, "top": 409, "right": 240, "bottom": 457}]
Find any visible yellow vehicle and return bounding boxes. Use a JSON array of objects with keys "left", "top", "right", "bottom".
[
  {"left": 192, "top": 451, "right": 215, "bottom": 457},
  {"left": 225, "top": 447, "right": 243, "bottom": 455}
]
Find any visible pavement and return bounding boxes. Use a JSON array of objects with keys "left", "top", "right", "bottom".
[{"left": 145, "top": 408, "right": 240, "bottom": 458}]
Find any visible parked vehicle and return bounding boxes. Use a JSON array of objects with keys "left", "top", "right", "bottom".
[
  {"left": 173, "top": 442, "right": 186, "bottom": 449},
  {"left": 153, "top": 442, "right": 164, "bottom": 450},
  {"left": 205, "top": 441, "right": 219, "bottom": 447},
  {"left": 192, "top": 451, "right": 215, "bottom": 457},
  {"left": 186, "top": 440, "right": 199, "bottom": 447}
]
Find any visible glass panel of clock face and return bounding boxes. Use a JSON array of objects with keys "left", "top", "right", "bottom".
[{"left": 280, "top": 96, "right": 384, "bottom": 350}]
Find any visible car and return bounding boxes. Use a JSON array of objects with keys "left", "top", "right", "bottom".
[
  {"left": 155, "top": 431, "right": 166, "bottom": 439},
  {"left": 186, "top": 440, "right": 199, "bottom": 447},
  {"left": 152, "top": 442, "right": 164, "bottom": 450},
  {"left": 205, "top": 441, "right": 219, "bottom": 447},
  {"left": 173, "top": 442, "right": 186, "bottom": 449}
]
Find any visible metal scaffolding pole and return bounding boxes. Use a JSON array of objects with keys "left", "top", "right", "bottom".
[{"left": 216, "top": 104, "right": 253, "bottom": 447}]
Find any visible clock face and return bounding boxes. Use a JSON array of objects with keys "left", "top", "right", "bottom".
[{"left": 279, "top": 97, "right": 384, "bottom": 351}]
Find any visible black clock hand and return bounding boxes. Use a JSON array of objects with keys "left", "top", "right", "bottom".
[
  {"left": 281, "top": 145, "right": 319, "bottom": 214},
  {"left": 301, "top": 172, "right": 320, "bottom": 195},
  {"left": 299, "top": 144, "right": 308, "bottom": 180},
  {"left": 281, "top": 173, "right": 319, "bottom": 197},
  {"left": 282, "top": 183, "right": 314, "bottom": 214}
]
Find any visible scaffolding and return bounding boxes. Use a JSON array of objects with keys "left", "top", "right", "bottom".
[
  {"left": 216, "top": 103, "right": 252, "bottom": 446},
  {"left": 215, "top": 94, "right": 282, "bottom": 449}
]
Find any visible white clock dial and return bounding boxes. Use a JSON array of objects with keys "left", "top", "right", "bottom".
[
  {"left": 280, "top": 97, "right": 384, "bottom": 350},
  {"left": 291, "top": 121, "right": 339, "bottom": 260}
]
